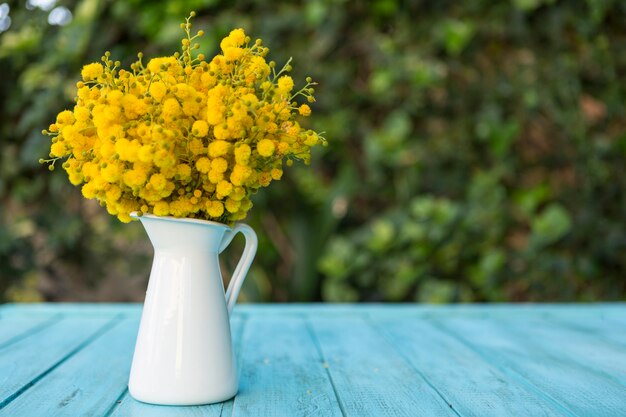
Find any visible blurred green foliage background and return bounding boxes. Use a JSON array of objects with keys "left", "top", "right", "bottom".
[{"left": 1, "top": 0, "right": 625, "bottom": 303}]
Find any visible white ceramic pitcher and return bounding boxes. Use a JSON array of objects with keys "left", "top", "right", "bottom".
[{"left": 128, "top": 212, "right": 257, "bottom": 405}]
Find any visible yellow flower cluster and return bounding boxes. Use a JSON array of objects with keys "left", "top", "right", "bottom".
[{"left": 42, "top": 13, "right": 325, "bottom": 223}]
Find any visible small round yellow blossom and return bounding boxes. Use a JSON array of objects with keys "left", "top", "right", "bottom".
[
  {"left": 187, "top": 138, "right": 204, "bottom": 156},
  {"left": 208, "top": 140, "right": 230, "bottom": 157},
  {"left": 50, "top": 141, "right": 67, "bottom": 157},
  {"left": 81, "top": 63, "right": 104, "bottom": 81},
  {"left": 230, "top": 164, "right": 252, "bottom": 186},
  {"left": 123, "top": 169, "right": 148, "bottom": 188},
  {"left": 298, "top": 104, "right": 311, "bottom": 116},
  {"left": 195, "top": 157, "right": 211, "bottom": 173},
  {"left": 147, "top": 56, "right": 178, "bottom": 74},
  {"left": 224, "top": 47, "right": 244, "bottom": 62},
  {"left": 206, "top": 200, "right": 224, "bottom": 217},
  {"left": 56, "top": 110, "right": 75, "bottom": 126},
  {"left": 208, "top": 169, "right": 224, "bottom": 184},
  {"left": 162, "top": 98, "right": 182, "bottom": 121},
  {"left": 176, "top": 164, "right": 192, "bottom": 180},
  {"left": 115, "top": 138, "right": 140, "bottom": 162},
  {"left": 230, "top": 186, "right": 246, "bottom": 201},
  {"left": 277, "top": 76, "right": 294, "bottom": 93},
  {"left": 192, "top": 120, "right": 209, "bottom": 137},
  {"left": 234, "top": 144, "right": 251, "bottom": 165},
  {"left": 211, "top": 157, "right": 228, "bottom": 173},
  {"left": 258, "top": 171, "right": 272, "bottom": 186},
  {"left": 81, "top": 182, "right": 97, "bottom": 199},
  {"left": 149, "top": 81, "right": 167, "bottom": 102},
  {"left": 138, "top": 145, "right": 154, "bottom": 163},
  {"left": 153, "top": 201, "right": 170, "bottom": 216},
  {"left": 182, "top": 98, "right": 201, "bottom": 117},
  {"left": 105, "top": 185, "right": 122, "bottom": 202},
  {"left": 271, "top": 168, "right": 283, "bottom": 180},
  {"left": 122, "top": 94, "right": 147, "bottom": 119},
  {"left": 101, "top": 164, "right": 122, "bottom": 182},
  {"left": 304, "top": 131, "right": 320, "bottom": 146},
  {"left": 216, "top": 180, "right": 233, "bottom": 198},
  {"left": 213, "top": 124, "right": 230, "bottom": 140},
  {"left": 257, "top": 139, "right": 275, "bottom": 157},
  {"left": 68, "top": 171, "right": 84, "bottom": 185},
  {"left": 107, "top": 90, "right": 124, "bottom": 106},
  {"left": 149, "top": 173, "right": 167, "bottom": 191},
  {"left": 224, "top": 198, "right": 241, "bottom": 213},
  {"left": 74, "top": 106, "right": 90, "bottom": 122},
  {"left": 220, "top": 28, "right": 246, "bottom": 50},
  {"left": 201, "top": 72, "right": 217, "bottom": 87}
]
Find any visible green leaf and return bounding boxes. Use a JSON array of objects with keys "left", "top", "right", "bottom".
[
  {"left": 439, "top": 20, "right": 475, "bottom": 55},
  {"left": 531, "top": 204, "right": 572, "bottom": 246}
]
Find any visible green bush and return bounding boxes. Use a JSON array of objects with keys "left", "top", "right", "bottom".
[{"left": 1, "top": 0, "right": 624, "bottom": 302}]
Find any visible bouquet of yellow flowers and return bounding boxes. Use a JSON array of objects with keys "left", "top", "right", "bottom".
[{"left": 42, "top": 13, "right": 325, "bottom": 223}]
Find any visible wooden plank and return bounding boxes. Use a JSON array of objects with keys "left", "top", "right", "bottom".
[
  {"left": 549, "top": 315, "right": 626, "bottom": 348},
  {"left": 0, "top": 315, "right": 59, "bottom": 348},
  {"left": 489, "top": 315, "right": 626, "bottom": 386},
  {"left": 371, "top": 315, "right": 568, "bottom": 416},
  {"left": 438, "top": 316, "right": 626, "bottom": 417},
  {"left": 0, "top": 303, "right": 141, "bottom": 318},
  {"left": 230, "top": 315, "right": 343, "bottom": 417},
  {"left": 0, "top": 316, "right": 115, "bottom": 409},
  {"left": 0, "top": 317, "right": 138, "bottom": 417},
  {"left": 189, "top": 302, "right": 624, "bottom": 322},
  {"left": 308, "top": 315, "right": 457, "bottom": 417},
  {"left": 107, "top": 315, "right": 246, "bottom": 417},
  {"left": 2, "top": 302, "right": 625, "bottom": 320}
]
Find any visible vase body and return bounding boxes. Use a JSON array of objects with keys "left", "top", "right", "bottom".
[{"left": 128, "top": 213, "right": 257, "bottom": 405}]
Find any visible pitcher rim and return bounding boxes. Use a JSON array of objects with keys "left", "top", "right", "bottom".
[{"left": 130, "top": 211, "right": 232, "bottom": 230}]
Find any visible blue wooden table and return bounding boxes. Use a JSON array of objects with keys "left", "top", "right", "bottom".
[{"left": 0, "top": 303, "right": 624, "bottom": 416}]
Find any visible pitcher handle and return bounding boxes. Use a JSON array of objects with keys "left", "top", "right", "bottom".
[{"left": 219, "top": 223, "right": 258, "bottom": 315}]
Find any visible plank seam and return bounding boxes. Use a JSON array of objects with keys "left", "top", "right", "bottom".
[
  {"left": 0, "top": 314, "right": 62, "bottom": 351},
  {"left": 102, "top": 387, "right": 129, "bottom": 417},
  {"left": 0, "top": 314, "right": 123, "bottom": 410},
  {"left": 365, "top": 314, "right": 464, "bottom": 417},
  {"left": 434, "top": 319, "right": 579, "bottom": 417},
  {"left": 220, "top": 396, "right": 228, "bottom": 417},
  {"left": 303, "top": 314, "right": 348, "bottom": 417},
  {"left": 227, "top": 312, "right": 248, "bottom": 417}
]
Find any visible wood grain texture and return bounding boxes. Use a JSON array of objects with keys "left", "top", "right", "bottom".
[
  {"left": 230, "top": 315, "right": 343, "bottom": 417},
  {"left": 0, "top": 303, "right": 625, "bottom": 417},
  {"left": 437, "top": 316, "right": 626, "bottom": 417},
  {"left": 0, "top": 303, "right": 141, "bottom": 318},
  {"left": 0, "top": 315, "right": 59, "bottom": 348},
  {"left": 308, "top": 315, "right": 457, "bottom": 417},
  {"left": 0, "top": 317, "right": 138, "bottom": 417},
  {"left": 549, "top": 314, "right": 626, "bottom": 349},
  {"left": 0, "top": 316, "right": 115, "bottom": 409},
  {"left": 371, "top": 315, "right": 567, "bottom": 416},
  {"left": 492, "top": 315, "right": 626, "bottom": 386}
]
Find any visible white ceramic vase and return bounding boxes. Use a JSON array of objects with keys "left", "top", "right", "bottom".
[{"left": 128, "top": 212, "right": 258, "bottom": 405}]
